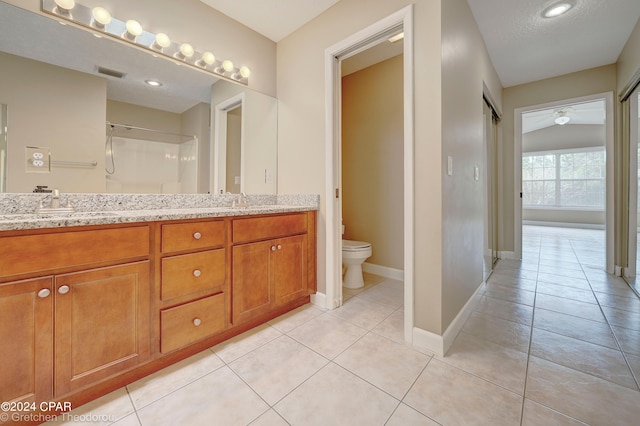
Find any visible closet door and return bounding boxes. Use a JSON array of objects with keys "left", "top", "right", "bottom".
[{"left": 626, "top": 87, "right": 640, "bottom": 277}]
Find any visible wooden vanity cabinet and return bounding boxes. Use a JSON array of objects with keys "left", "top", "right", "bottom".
[
  {"left": 158, "top": 219, "right": 229, "bottom": 354},
  {"left": 0, "top": 277, "right": 54, "bottom": 405},
  {"left": 54, "top": 261, "right": 150, "bottom": 396},
  {"left": 232, "top": 213, "right": 313, "bottom": 324},
  {"left": 0, "top": 225, "right": 151, "bottom": 403},
  {"left": 0, "top": 210, "right": 316, "bottom": 416}
]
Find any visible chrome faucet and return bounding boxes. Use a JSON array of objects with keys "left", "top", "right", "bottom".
[
  {"left": 232, "top": 192, "right": 249, "bottom": 208},
  {"left": 35, "top": 189, "right": 75, "bottom": 214},
  {"left": 50, "top": 189, "right": 61, "bottom": 209}
]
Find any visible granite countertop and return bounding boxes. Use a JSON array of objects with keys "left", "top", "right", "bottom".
[{"left": 0, "top": 194, "right": 319, "bottom": 232}]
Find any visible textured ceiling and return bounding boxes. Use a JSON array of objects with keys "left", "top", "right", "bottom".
[
  {"left": 467, "top": 0, "right": 640, "bottom": 87},
  {"left": 199, "top": 0, "right": 340, "bottom": 42}
]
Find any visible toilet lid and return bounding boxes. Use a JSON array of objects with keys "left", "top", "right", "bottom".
[{"left": 342, "top": 239, "right": 371, "bottom": 251}]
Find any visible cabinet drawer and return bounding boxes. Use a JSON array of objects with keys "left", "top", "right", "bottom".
[
  {"left": 161, "top": 249, "right": 226, "bottom": 301},
  {"left": 160, "top": 293, "right": 226, "bottom": 353},
  {"left": 0, "top": 226, "right": 149, "bottom": 279},
  {"left": 233, "top": 213, "right": 307, "bottom": 244},
  {"left": 162, "top": 221, "right": 225, "bottom": 254}
]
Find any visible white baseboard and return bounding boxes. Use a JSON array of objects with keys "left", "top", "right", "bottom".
[
  {"left": 362, "top": 263, "right": 404, "bottom": 280},
  {"left": 310, "top": 292, "right": 328, "bottom": 309},
  {"left": 499, "top": 251, "right": 517, "bottom": 260},
  {"left": 615, "top": 265, "right": 623, "bottom": 276},
  {"left": 523, "top": 220, "right": 605, "bottom": 230},
  {"left": 412, "top": 281, "right": 485, "bottom": 356}
]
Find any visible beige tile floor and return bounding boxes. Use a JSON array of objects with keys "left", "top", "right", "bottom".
[{"left": 45, "top": 226, "right": 640, "bottom": 425}]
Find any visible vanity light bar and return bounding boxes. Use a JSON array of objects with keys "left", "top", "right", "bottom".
[{"left": 42, "top": 0, "right": 251, "bottom": 85}]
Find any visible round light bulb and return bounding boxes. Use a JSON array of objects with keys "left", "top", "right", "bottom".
[
  {"left": 91, "top": 7, "right": 111, "bottom": 26},
  {"left": 125, "top": 19, "right": 143, "bottom": 37},
  {"left": 222, "top": 60, "right": 234, "bottom": 73},
  {"left": 202, "top": 52, "right": 216, "bottom": 65},
  {"left": 179, "top": 43, "right": 195, "bottom": 58},
  {"left": 239, "top": 66, "right": 251, "bottom": 78},
  {"left": 155, "top": 33, "right": 171, "bottom": 48},
  {"left": 54, "top": 0, "right": 75, "bottom": 11}
]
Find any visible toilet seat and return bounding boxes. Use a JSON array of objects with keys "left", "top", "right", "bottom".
[{"left": 342, "top": 239, "right": 371, "bottom": 252}]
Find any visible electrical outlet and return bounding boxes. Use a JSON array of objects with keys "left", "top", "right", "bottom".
[
  {"left": 234, "top": 176, "right": 241, "bottom": 185},
  {"left": 26, "top": 146, "right": 51, "bottom": 173}
]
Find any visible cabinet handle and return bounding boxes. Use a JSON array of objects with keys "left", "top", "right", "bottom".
[
  {"left": 193, "top": 318, "right": 202, "bottom": 326},
  {"left": 193, "top": 232, "right": 202, "bottom": 240},
  {"left": 271, "top": 245, "right": 276, "bottom": 251},
  {"left": 193, "top": 269, "right": 202, "bottom": 278},
  {"left": 58, "top": 285, "right": 70, "bottom": 295},
  {"left": 38, "top": 288, "right": 51, "bottom": 298},
  {"left": 277, "top": 244, "right": 282, "bottom": 250}
]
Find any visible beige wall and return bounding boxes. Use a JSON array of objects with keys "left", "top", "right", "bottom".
[
  {"left": 278, "top": 0, "right": 500, "bottom": 336},
  {"left": 523, "top": 124, "right": 605, "bottom": 153},
  {"left": 181, "top": 103, "right": 211, "bottom": 193},
  {"left": 0, "top": 52, "right": 106, "bottom": 193},
  {"left": 524, "top": 209, "right": 604, "bottom": 225},
  {"left": 342, "top": 55, "right": 404, "bottom": 271},
  {"left": 617, "top": 18, "right": 640, "bottom": 93},
  {"left": 107, "top": 100, "right": 181, "bottom": 134},
  {"left": 440, "top": 0, "right": 503, "bottom": 331},
  {"left": 277, "top": 0, "right": 444, "bottom": 334},
  {"left": 501, "top": 65, "right": 617, "bottom": 253},
  {"left": 7, "top": 0, "right": 276, "bottom": 96}
]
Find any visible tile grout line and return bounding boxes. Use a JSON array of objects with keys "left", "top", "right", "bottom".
[
  {"left": 518, "top": 230, "right": 542, "bottom": 426},
  {"left": 568, "top": 237, "right": 640, "bottom": 392}
]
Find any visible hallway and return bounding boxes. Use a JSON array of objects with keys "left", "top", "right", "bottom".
[{"left": 466, "top": 225, "right": 640, "bottom": 424}]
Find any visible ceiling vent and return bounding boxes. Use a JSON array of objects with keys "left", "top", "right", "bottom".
[{"left": 96, "top": 66, "right": 126, "bottom": 79}]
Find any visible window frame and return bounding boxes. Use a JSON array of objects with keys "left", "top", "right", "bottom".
[{"left": 523, "top": 146, "right": 605, "bottom": 211}]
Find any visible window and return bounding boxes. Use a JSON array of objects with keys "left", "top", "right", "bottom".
[{"left": 523, "top": 148, "right": 605, "bottom": 209}]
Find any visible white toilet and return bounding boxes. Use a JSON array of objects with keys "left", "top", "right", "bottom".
[{"left": 342, "top": 236, "right": 372, "bottom": 289}]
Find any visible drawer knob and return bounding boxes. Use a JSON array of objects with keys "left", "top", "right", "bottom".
[
  {"left": 193, "top": 318, "right": 202, "bottom": 326},
  {"left": 271, "top": 245, "right": 276, "bottom": 251},
  {"left": 58, "top": 285, "right": 70, "bottom": 295},
  {"left": 277, "top": 244, "right": 282, "bottom": 250},
  {"left": 193, "top": 232, "right": 202, "bottom": 240},
  {"left": 193, "top": 269, "right": 202, "bottom": 278},
  {"left": 38, "top": 288, "right": 51, "bottom": 299}
]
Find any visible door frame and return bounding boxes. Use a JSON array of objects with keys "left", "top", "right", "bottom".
[
  {"left": 324, "top": 5, "right": 414, "bottom": 341},
  {"left": 212, "top": 93, "right": 245, "bottom": 194},
  {"left": 514, "top": 92, "right": 615, "bottom": 273},
  {"left": 626, "top": 86, "right": 640, "bottom": 277}
]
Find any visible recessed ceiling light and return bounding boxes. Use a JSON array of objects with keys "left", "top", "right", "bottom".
[
  {"left": 543, "top": 2, "right": 573, "bottom": 18},
  {"left": 145, "top": 79, "right": 162, "bottom": 87}
]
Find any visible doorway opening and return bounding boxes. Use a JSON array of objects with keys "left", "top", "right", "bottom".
[
  {"left": 340, "top": 30, "right": 404, "bottom": 301},
  {"left": 514, "top": 93, "right": 614, "bottom": 273},
  {"left": 212, "top": 94, "right": 244, "bottom": 194},
  {"left": 325, "top": 5, "right": 414, "bottom": 342}
]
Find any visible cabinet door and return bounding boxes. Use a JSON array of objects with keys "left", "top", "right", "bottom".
[
  {"left": 232, "top": 240, "right": 274, "bottom": 324},
  {"left": 54, "top": 262, "right": 150, "bottom": 396},
  {"left": 0, "top": 277, "right": 53, "bottom": 404},
  {"left": 274, "top": 235, "right": 308, "bottom": 306}
]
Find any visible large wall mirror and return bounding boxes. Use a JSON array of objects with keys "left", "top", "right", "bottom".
[{"left": 0, "top": 2, "right": 277, "bottom": 194}]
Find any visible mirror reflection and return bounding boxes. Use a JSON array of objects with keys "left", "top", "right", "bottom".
[{"left": 0, "top": 2, "right": 277, "bottom": 194}]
